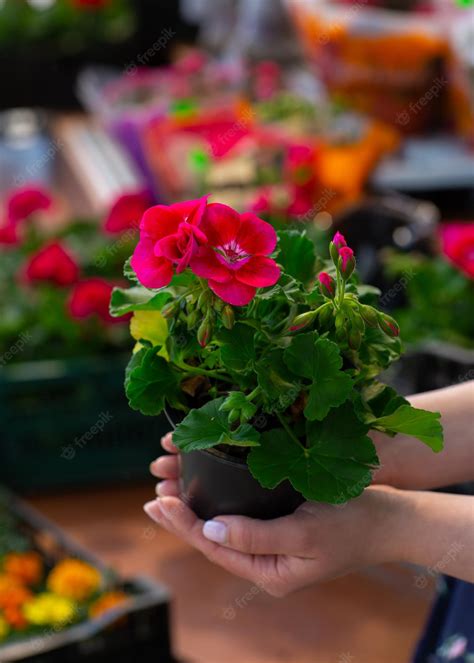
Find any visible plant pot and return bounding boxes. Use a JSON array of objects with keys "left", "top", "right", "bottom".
[{"left": 179, "top": 447, "right": 304, "bottom": 521}]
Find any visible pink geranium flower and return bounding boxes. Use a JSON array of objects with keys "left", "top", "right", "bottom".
[
  {"left": 0, "top": 221, "right": 18, "bottom": 246},
  {"left": 131, "top": 197, "right": 208, "bottom": 289},
  {"left": 24, "top": 241, "right": 79, "bottom": 287},
  {"left": 440, "top": 222, "right": 474, "bottom": 279},
  {"left": 7, "top": 186, "right": 52, "bottom": 224},
  {"left": 190, "top": 204, "right": 280, "bottom": 306},
  {"left": 104, "top": 190, "right": 152, "bottom": 234}
]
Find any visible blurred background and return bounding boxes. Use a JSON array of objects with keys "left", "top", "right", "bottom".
[{"left": 0, "top": 1, "right": 473, "bottom": 661}]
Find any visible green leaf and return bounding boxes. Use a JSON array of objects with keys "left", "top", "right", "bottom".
[
  {"left": 218, "top": 323, "right": 256, "bottom": 371},
  {"left": 123, "top": 257, "right": 140, "bottom": 284},
  {"left": 110, "top": 287, "right": 171, "bottom": 317},
  {"left": 257, "top": 273, "right": 305, "bottom": 304},
  {"left": 277, "top": 230, "right": 315, "bottom": 284},
  {"left": 255, "top": 349, "right": 301, "bottom": 412},
  {"left": 220, "top": 391, "right": 257, "bottom": 422},
  {"left": 173, "top": 397, "right": 260, "bottom": 451},
  {"left": 373, "top": 405, "right": 444, "bottom": 452},
  {"left": 248, "top": 403, "right": 378, "bottom": 503},
  {"left": 125, "top": 347, "right": 183, "bottom": 415},
  {"left": 284, "top": 334, "right": 353, "bottom": 420}
]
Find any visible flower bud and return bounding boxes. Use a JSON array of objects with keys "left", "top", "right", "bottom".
[
  {"left": 228, "top": 409, "right": 240, "bottom": 424},
  {"left": 318, "top": 304, "right": 333, "bottom": 329},
  {"left": 290, "top": 309, "right": 317, "bottom": 332},
  {"left": 360, "top": 304, "right": 379, "bottom": 328},
  {"left": 197, "top": 314, "right": 213, "bottom": 347},
  {"left": 378, "top": 313, "right": 400, "bottom": 338},
  {"left": 330, "top": 231, "right": 347, "bottom": 264},
  {"left": 318, "top": 272, "right": 336, "bottom": 299},
  {"left": 348, "top": 328, "right": 362, "bottom": 350},
  {"left": 186, "top": 309, "right": 199, "bottom": 329},
  {"left": 221, "top": 305, "right": 235, "bottom": 330},
  {"left": 338, "top": 247, "right": 355, "bottom": 280},
  {"left": 161, "top": 301, "right": 178, "bottom": 319}
]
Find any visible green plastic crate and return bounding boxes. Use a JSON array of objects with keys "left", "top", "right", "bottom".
[{"left": 0, "top": 356, "right": 167, "bottom": 492}]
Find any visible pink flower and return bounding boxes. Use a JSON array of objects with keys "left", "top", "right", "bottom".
[
  {"left": 7, "top": 186, "right": 52, "bottom": 224},
  {"left": 131, "top": 197, "right": 208, "bottom": 289},
  {"left": 338, "top": 246, "right": 355, "bottom": 279},
  {"left": 190, "top": 204, "right": 280, "bottom": 306},
  {"left": 332, "top": 232, "right": 347, "bottom": 249},
  {"left": 0, "top": 221, "right": 18, "bottom": 246},
  {"left": 69, "top": 278, "right": 128, "bottom": 324},
  {"left": 440, "top": 222, "right": 474, "bottom": 279},
  {"left": 24, "top": 242, "right": 79, "bottom": 287},
  {"left": 318, "top": 272, "right": 336, "bottom": 299},
  {"left": 104, "top": 190, "right": 152, "bottom": 234}
]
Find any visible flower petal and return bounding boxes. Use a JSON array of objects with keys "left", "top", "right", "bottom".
[
  {"left": 201, "top": 203, "right": 240, "bottom": 247},
  {"left": 235, "top": 256, "right": 281, "bottom": 287},
  {"left": 208, "top": 277, "right": 256, "bottom": 307},
  {"left": 171, "top": 195, "right": 208, "bottom": 226},
  {"left": 140, "top": 206, "right": 181, "bottom": 241},
  {"left": 190, "top": 247, "right": 230, "bottom": 283},
  {"left": 131, "top": 238, "right": 174, "bottom": 289},
  {"left": 236, "top": 212, "right": 277, "bottom": 255}
]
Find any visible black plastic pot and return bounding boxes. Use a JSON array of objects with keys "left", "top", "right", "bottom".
[{"left": 179, "top": 447, "right": 304, "bottom": 521}]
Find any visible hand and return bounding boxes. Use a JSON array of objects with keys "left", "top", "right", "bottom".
[{"left": 147, "top": 434, "right": 404, "bottom": 597}]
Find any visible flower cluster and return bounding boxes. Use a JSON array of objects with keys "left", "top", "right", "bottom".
[
  {"left": 131, "top": 196, "right": 281, "bottom": 306},
  {"left": 0, "top": 550, "right": 128, "bottom": 642}
]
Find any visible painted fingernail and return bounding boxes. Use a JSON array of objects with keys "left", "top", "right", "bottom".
[
  {"left": 203, "top": 520, "right": 228, "bottom": 544},
  {"left": 143, "top": 500, "right": 162, "bottom": 523}
]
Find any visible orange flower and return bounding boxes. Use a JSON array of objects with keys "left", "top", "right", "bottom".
[
  {"left": 47, "top": 559, "right": 101, "bottom": 602},
  {"left": 89, "top": 591, "right": 129, "bottom": 619},
  {"left": 0, "top": 575, "right": 32, "bottom": 630},
  {"left": 4, "top": 552, "right": 43, "bottom": 586}
]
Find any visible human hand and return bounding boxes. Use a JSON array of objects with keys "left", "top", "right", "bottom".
[{"left": 147, "top": 434, "right": 405, "bottom": 597}]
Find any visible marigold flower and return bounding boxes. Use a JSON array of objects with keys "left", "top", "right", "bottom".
[
  {"left": 190, "top": 204, "right": 280, "bottom": 306},
  {"left": 131, "top": 197, "right": 208, "bottom": 289},
  {"left": 3, "top": 552, "right": 43, "bottom": 586},
  {"left": 23, "top": 593, "right": 77, "bottom": 627},
  {"left": 89, "top": 591, "right": 129, "bottom": 619},
  {"left": 7, "top": 186, "right": 52, "bottom": 224},
  {"left": 47, "top": 559, "right": 101, "bottom": 602},
  {"left": 24, "top": 241, "right": 79, "bottom": 287}
]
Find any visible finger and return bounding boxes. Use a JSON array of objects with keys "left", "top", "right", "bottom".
[
  {"left": 161, "top": 432, "right": 178, "bottom": 454},
  {"left": 143, "top": 497, "right": 274, "bottom": 584},
  {"left": 150, "top": 455, "right": 179, "bottom": 479},
  {"left": 201, "top": 510, "right": 312, "bottom": 555},
  {"left": 155, "top": 480, "right": 180, "bottom": 497}
]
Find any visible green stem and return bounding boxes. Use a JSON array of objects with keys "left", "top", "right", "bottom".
[
  {"left": 177, "top": 362, "right": 233, "bottom": 383},
  {"left": 276, "top": 411, "right": 305, "bottom": 449},
  {"left": 247, "top": 386, "right": 261, "bottom": 402}
]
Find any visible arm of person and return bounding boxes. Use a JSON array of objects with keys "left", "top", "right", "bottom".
[
  {"left": 374, "top": 381, "right": 474, "bottom": 490},
  {"left": 146, "top": 435, "right": 474, "bottom": 596}
]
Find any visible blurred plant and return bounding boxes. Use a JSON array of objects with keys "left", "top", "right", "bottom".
[{"left": 0, "top": 186, "right": 149, "bottom": 363}]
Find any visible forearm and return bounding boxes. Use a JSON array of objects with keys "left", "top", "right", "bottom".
[
  {"left": 373, "top": 381, "right": 474, "bottom": 490},
  {"left": 384, "top": 489, "right": 474, "bottom": 583}
]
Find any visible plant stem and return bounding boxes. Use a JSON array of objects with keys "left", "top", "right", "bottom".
[
  {"left": 276, "top": 411, "right": 305, "bottom": 449},
  {"left": 177, "top": 362, "right": 233, "bottom": 383},
  {"left": 247, "top": 386, "right": 261, "bottom": 402}
]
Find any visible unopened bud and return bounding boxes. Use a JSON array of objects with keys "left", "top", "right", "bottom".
[
  {"left": 348, "top": 328, "right": 362, "bottom": 350},
  {"left": 318, "top": 304, "right": 333, "bottom": 329},
  {"left": 228, "top": 409, "right": 240, "bottom": 424},
  {"left": 330, "top": 231, "right": 347, "bottom": 265},
  {"left": 197, "top": 314, "right": 213, "bottom": 347},
  {"left": 290, "top": 309, "right": 317, "bottom": 332},
  {"left": 221, "top": 305, "right": 235, "bottom": 330},
  {"left": 338, "top": 247, "right": 355, "bottom": 280},
  {"left": 161, "top": 301, "right": 178, "bottom": 319},
  {"left": 378, "top": 313, "right": 400, "bottom": 338},
  {"left": 360, "top": 304, "right": 379, "bottom": 328},
  {"left": 318, "top": 272, "right": 336, "bottom": 299}
]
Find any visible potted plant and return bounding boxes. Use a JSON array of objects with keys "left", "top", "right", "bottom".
[{"left": 112, "top": 196, "right": 444, "bottom": 519}]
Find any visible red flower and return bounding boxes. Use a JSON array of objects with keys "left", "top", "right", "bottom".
[
  {"left": 332, "top": 232, "right": 347, "bottom": 249},
  {"left": 131, "top": 197, "right": 208, "bottom": 289},
  {"left": 71, "top": 0, "right": 109, "bottom": 8},
  {"left": 24, "top": 242, "right": 79, "bottom": 287},
  {"left": 440, "top": 222, "right": 474, "bottom": 279},
  {"left": 104, "top": 190, "right": 152, "bottom": 234},
  {"left": 0, "top": 221, "right": 18, "bottom": 246},
  {"left": 7, "top": 186, "right": 52, "bottom": 224},
  {"left": 69, "top": 278, "right": 127, "bottom": 324},
  {"left": 318, "top": 272, "right": 336, "bottom": 299},
  {"left": 190, "top": 204, "right": 280, "bottom": 306},
  {"left": 338, "top": 246, "right": 355, "bottom": 279}
]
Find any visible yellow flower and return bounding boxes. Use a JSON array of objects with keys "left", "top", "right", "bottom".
[
  {"left": 130, "top": 311, "right": 168, "bottom": 347},
  {"left": 47, "top": 559, "right": 101, "bottom": 602},
  {"left": 0, "top": 615, "right": 9, "bottom": 640},
  {"left": 23, "top": 593, "right": 77, "bottom": 628}
]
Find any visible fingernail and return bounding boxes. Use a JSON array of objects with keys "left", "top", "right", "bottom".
[
  {"left": 158, "top": 498, "right": 176, "bottom": 519},
  {"left": 156, "top": 481, "right": 166, "bottom": 496},
  {"left": 143, "top": 500, "right": 162, "bottom": 523},
  {"left": 203, "top": 520, "right": 228, "bottom": 544}
]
